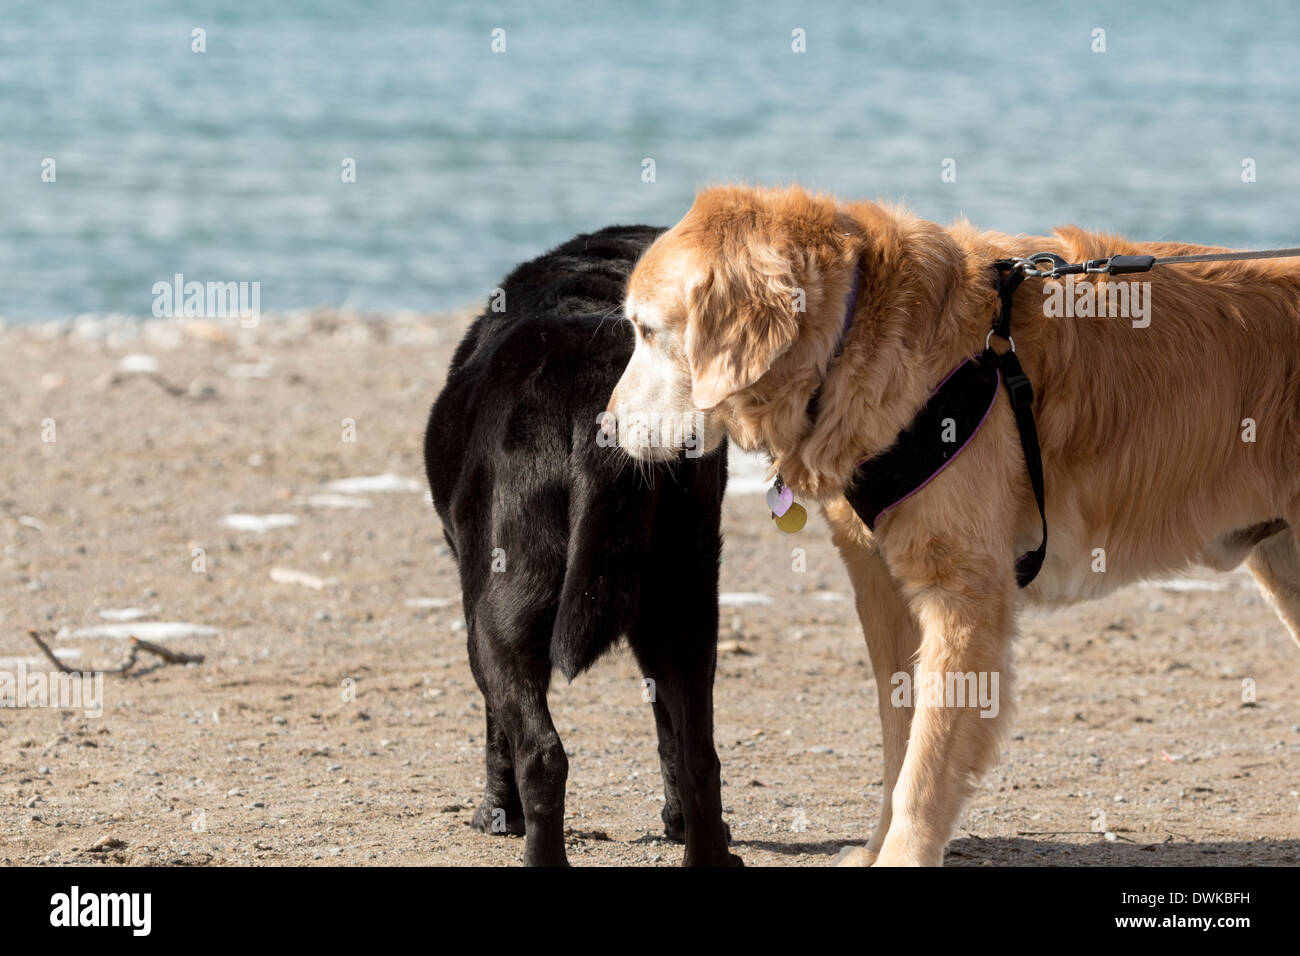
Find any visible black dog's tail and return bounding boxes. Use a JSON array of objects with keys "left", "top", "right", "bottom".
[{"left": 550, "top": 465, "right": 660, "bottom": 681}]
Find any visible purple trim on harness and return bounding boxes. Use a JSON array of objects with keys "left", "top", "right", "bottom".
[{"left": 857, "top": 356, "right": 1001, "bottom": 524}]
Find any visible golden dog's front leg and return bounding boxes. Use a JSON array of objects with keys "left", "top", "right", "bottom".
[
  {"left": 824, "top": 499, "right": 920, "bottom": 867},
  {"left": 872, "top": 553, "right": 1016, "bottom": 867}
]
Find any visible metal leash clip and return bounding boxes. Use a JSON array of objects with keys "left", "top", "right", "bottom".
[
  {"left": 1013, "top": 252, "right": 1084, "bottom": 279},
  {"left": 1015, "top": 253, "right": 1131, "bottom": 279}
]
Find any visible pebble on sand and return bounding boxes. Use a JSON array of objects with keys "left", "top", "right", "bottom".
[
  {"left": 222, "top": 513, "right": 299, "bottom": 532},
  {"left": 118, "top": 354, "right": 159, "bottom": 374},
  {"left": 98, "top": 608, "right": 151, "bottom": 621},
  {"left": 719, "top": 592, "right": 774, "bottom": 607},
  {"left": 323, "top": 473, "right": 422, "bottom": 494},
  {"left": 301, "top": 493, "right": 373, "bottom": 510},
  {"left": 404, "top": 597, "right": 454, "bottom": 609},
  {"left": 269, "top": 567, "right": 337, "bottom": 590},
  {"left": 72, "top": 622, "right": 219, "bottom": 640},
  {"left": 717, "top": 640, "right": 753, "bottom": 656}
]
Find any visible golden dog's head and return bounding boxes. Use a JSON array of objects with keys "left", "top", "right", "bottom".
[{"left": 607, "top": 185, "right": 858, "bottom": 463}]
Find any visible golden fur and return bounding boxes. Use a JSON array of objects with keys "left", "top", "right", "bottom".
[{"left": 609, "top": 184, "right": 1300, "bottom": 866}]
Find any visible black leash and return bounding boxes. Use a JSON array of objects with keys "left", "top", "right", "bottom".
[{"left": 1012, "top": 246, "right": 1300, "bottom": 279}]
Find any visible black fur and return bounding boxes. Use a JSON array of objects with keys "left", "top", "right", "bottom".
[{"left": 424, "top": 225, "right": 738, "bottom": 866}]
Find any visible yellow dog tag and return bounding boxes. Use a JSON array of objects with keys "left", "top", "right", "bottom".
[{"left": 772, "top": 502, "right": 807, "bottom": 533}]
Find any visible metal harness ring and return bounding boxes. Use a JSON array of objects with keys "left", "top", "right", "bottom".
[{"left": 985, "top": 328, "right": 1015, "bottom": 352}]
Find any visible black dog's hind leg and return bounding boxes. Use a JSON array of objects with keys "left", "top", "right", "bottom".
[
  {"left": 646, "top": 696, "right": 686, "bottom": 841},
  {"left": 506, "top": 670, "right": 568, "bottom": 866},
  {"left": 648, "top": 696, "right": 734, "bottom": 845},
  {"left": 470, "top": 704, "right": 526, "bottom": 836},
  {"left": 472, "top": 612, "right": 569, "bottom": 866},
  {"left": 466, "top": 621, "right": 525, "bottom": 835},
  {"left": 631, "top": 634, "right": 738, "bottom": 866}
]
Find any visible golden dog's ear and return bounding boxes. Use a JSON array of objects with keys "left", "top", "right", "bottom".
[{"left": 684, "top": 244, "right": 801, "bottom": 409}]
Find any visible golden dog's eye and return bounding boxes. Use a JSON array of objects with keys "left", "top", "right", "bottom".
[{"left": 641, "top": 325, "right": 655, "bottom": 344}]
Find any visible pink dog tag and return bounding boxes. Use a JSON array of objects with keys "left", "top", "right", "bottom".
[{"left": 766, "top": 483, "right": 794, "bottom": 518}]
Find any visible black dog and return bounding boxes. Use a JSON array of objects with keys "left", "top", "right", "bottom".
[{"left": 424, "top": 226, "right": 738, "bottom": 866}]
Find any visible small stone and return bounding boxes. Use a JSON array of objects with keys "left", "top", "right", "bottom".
[{"left": 717, "top": 640, "right": 752, "bottom": 656}]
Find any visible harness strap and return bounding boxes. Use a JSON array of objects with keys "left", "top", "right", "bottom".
[
  {"left": 843, "top": 357, "right": 1002, "bottom": 530},
  {"left": 989, "top": 260, "right": 1047, "bottom": 587}
]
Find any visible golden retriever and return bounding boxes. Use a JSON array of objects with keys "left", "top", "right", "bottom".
[{"left": 607, "top": 184, "right": 1300, "bottom": 866}]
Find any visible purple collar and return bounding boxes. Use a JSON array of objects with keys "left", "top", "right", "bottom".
[
  {"left": 801, "top": 257, "right": 863, "bottom": 424},
  {"left": 832, "top": 257, "right": 863, "bottom": 366}
]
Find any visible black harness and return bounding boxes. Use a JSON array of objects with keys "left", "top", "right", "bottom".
[
  {"left": 787, "top": 260, "right": 1046, "bottom": 586},
  {"left": 837, "top": 261, "right": 1047, "bottom": 587}
]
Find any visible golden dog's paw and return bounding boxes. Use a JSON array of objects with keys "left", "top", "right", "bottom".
[
  {"left": 832, "top": 846, "right": 878, "bottom": 867},
  {"left": 872, "top": 846, "right": 941, "bottom": 867}
]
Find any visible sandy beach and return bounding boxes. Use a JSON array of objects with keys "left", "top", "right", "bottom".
[{"left": 1, "top": 310, "right": 1297, "bottom": 867}]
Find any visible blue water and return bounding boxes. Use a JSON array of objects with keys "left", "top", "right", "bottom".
[{"left": 3, "top": 0, "right": 1300, "bottom": 321}]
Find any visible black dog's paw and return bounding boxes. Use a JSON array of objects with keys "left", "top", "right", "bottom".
[
  {"left": 471, "top": 800, "right": 526, "bottom": 837},
  {"left": 683, "top": 849, "right": 744, "bottom": 867},
  {"left": 662, "top": 808, "right": 686, "bottom": 843},
  {"left": 662, "top": 813, "right": 733, "bottom": 846}
]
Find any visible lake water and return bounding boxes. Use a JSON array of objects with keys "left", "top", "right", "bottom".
[{"left": 3, "top": 0, "right": 1299, "bottom": 322}]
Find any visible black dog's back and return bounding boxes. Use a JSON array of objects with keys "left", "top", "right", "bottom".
[
  {"left": 425, "top": 225, "right": 727, "bottom": 678},
  {"left": 437, "top": 225, "right": 663, "bottom": 398}
]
